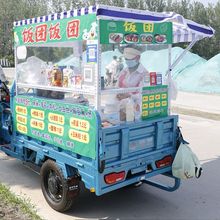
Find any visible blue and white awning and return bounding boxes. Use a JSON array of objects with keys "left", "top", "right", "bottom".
[
  {"left": 96, "top": 5, "right": 215, "bottom": 43},
  {"left": 13, "top": 5, "right": 96, "bottom": 27},
  {"left": 14, "top": 4, "right": 214, "bottom": 43}
]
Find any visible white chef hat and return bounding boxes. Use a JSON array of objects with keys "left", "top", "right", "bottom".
[{"left": 123, "top": 47, "right": 141, "bottom": 59}]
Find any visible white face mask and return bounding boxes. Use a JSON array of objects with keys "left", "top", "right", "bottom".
[{"left": 126, "top": 59, "right": 138, "bottom": 68}]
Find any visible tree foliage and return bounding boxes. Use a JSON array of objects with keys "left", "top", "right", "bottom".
[
  {"left": 0, "top": 0, "right": 220, "bottom": 66},
  {"left": 0, "top": 0, "right": 47, "bottom": 65}
]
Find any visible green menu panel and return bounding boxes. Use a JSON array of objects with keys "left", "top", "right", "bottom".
[{"left": 142, "top": 85, "right": 168, "bottom": 120}]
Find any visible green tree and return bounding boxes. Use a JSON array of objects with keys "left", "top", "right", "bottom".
[
  {"left": 144, "top": 0, "right": 166, "bottom": 12},
  {"left": 127, "top": 0, "right": 145, "bottom": 10},
  {"left": 169, "top": 0, "right": 191, "bottom": 18},
  {"left": 180, "top": 1, "right": 217, "bottom": 59},
  {"left": 0, "top": 0, "right": 219, "bottom": 66},
  {"left": 0, "top": 0, "right": 48, "bottom": 66}
]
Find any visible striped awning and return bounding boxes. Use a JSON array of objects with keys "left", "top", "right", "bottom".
[
  {"left": 13, "top": 4, "right": 214, "bottom": 43},
  {"left": 96, "top": 5, "right": 215, "bottom": 43},
  {"left": 13, "top": 5, "right": 96, "bottom": 27}
]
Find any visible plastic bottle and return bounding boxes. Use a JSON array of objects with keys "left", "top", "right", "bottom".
[
  {"left": 126, "top": 97, "right": 134, "bottom": 122},
  {"left": 63, "top": 65, "right": 73, "bottom": 87}
]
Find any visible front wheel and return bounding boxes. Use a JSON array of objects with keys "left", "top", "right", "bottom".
[{"left": 40, "top": 159, "right": 80, "bottom": 212}]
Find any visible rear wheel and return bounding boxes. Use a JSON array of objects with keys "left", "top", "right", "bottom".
[{"left": 40, "top": 159, "right": 80, "bottom": 212}]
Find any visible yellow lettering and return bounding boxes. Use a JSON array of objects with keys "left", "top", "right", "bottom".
[
  {"left": 30, "top": 119, "right": 45, "bottom": 130},
  {"left": 155, "top": 102, "right": 161, "bottom": 107},
  {"left": 149, "top": 95, "right": 155, "bottom": 101},
  {"left": 143, "top": 103, "right": 149, "bottom": 109},
  {"left": 149, "top": 103, "right": 155, "bottom": 108},
  {"left": 123, "top": 22, "right": 137, "bottom": 32},
  {"left": 31, "top": 109, "right": 45, "bottom": 120},
  {"left": 16, "top": 114, "right": 27, "bottom": 125},
  {"left": 155, "top": 94, "right": 161, "bottom": 100},
  {"left": 17, "top": 123, "right": 27, "bottom": 134},
  {"left": 142, "top": 111, "right": 148, "bottom": 117},
  {"left": 68, "top": 129, "right": 89, "bottom": 144},
  {"left": 48, "top": 123, "right": 64, "bottom": 136},
  {"left": 162, "top": 93, "right": 167, "bottom": 99},
  {"left": 48, "top": 113, "right": 64, "bottom": 125},
  {"left": 143, "top": 23, "right": 154, "bottom": 33},
  {"left": 162, "top": 101, "right": 167, "bottom": 107},
  {"left": 15, "top": 106, "right": 27, "bottom": 116},
  {"left": 142, "top": 96, "right": 148, "bottom": 102},
  {"left": 69, "top": 118, "right": 90, "bottom": 132}
]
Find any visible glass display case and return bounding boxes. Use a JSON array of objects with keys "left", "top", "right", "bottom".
[{"left": 14, "top": 11, "right": 171, "bottom": 127}]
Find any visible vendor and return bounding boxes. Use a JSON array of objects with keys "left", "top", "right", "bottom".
[
  {"left": 116, "top": 45, "right": 149, "bottom": 100},
  {"left": 115, "top": 45, "right": 149, "bottom": 121}
]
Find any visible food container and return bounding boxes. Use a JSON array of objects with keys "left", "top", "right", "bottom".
[
  {"left": 63, "top": 66, "right": 73, "bottom": 87},
  {"left": 101, "top": 94, "right": 120, "bottom": 121},
  {"left": 70, "top": 74, "right": 82, "bottom": 88}
]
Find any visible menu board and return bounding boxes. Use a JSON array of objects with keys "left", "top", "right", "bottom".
[
  {"left": 100, "top": 20, "right": 173, "bottom": 44},
  {"left": 142, "top": 85, "right": 168, "bottom": 120},
  {"left": 14, "top": 95, "right": 97, "bottom": 159}
]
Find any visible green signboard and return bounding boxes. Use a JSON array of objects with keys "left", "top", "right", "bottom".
[
  {"left": 100, "top": 20, "right": 173, "bottom": 44},
  {"left": 14, "top": 14, "right": 97, "bottom": 46},
  {"left": 142, "top": 85, "right": 168, "bottom": 120},
  {"left": 14, "top": 95, "right": 97, "bottom": 159}
]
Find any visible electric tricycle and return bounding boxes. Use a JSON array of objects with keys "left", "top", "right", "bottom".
[{"left": 0, "top": 5, "right": 214, "bottom": 212}]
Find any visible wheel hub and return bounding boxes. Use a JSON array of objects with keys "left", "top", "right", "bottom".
[{"left": 48, "top": 175, "right": 59, "bottom": 195}]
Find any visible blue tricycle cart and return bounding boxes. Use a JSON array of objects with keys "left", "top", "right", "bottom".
[{"left": 0, "top": 5, "right": 214, "bottom": 212}]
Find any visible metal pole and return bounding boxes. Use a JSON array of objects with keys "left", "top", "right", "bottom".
[
  {"left": 166, "top": 38, "right": 198, "bottom": 76},
  {"left": 168, "top": 44, "right": 172, "bottom": 115},
  {"left": 165, "top": 39, "right": 198, "bottom": 115},
  {"left": 14, "top": 47, "right": 18, "bottom": 96},
  {"left": 96, "top": 18, "right": 101, "bottom": 112}
]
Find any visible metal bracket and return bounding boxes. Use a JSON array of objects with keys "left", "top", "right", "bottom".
[
  {"left": 166, "top": 38, "right": 199, "bottom": 76},
  {"left": 142, "top": 173, "right": 180, "bottom": 192}
]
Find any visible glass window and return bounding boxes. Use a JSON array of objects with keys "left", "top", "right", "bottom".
[
  {"left": 101, "top": 43, "right": 169, "bottom": 89},
  {"left": 15, "top": 40, "right": 97, "bottom": 107},
  {"left": 16, "top": 41, "right": 84, "bottom": 87},
  {"left": 100, "top": 43, "right": 169, "bottom": 125}
]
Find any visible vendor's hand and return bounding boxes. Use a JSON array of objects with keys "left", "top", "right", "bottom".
[{"left": 116, "top": 93, "right": 130, "bottom": 100}]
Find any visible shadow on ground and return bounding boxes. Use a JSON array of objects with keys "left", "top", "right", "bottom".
[{"left": 0, "top": 155, "right": 219, "bottom": 220}]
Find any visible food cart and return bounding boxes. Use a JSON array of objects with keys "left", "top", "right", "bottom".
[{"left": 0, "top": 5, "right": 214, "bottom": 212}]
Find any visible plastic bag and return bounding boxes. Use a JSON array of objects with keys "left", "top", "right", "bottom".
[{"left": 172, "top": 143, "right": 202, "bottom": 179}]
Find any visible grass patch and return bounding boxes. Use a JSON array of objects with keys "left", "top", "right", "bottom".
[{"left": 0, "top": 183, "right": 43, "bottom": 220}]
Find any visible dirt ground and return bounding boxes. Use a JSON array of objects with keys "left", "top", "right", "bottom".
[
  {"left": 0, "top": 201, "right": 32, "bottom": 220},
  {"left": 0, "top": 155, "right": 41, "bottom": 220}
]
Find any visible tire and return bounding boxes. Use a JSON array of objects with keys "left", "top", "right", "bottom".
[{"left": 40, "top": 159, "right": 79, "bottom": 212}]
